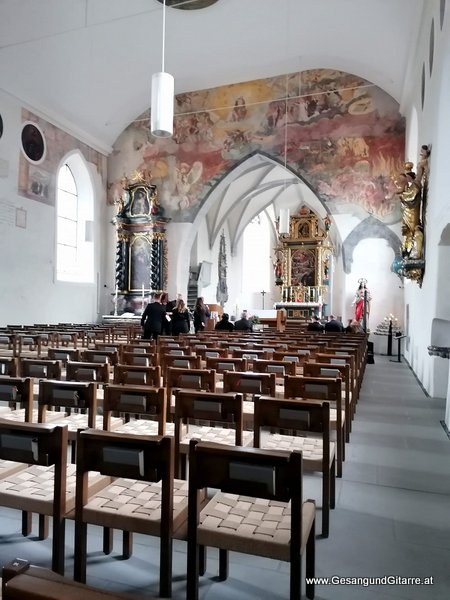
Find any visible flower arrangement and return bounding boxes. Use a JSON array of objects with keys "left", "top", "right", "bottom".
[{"left": 250, "top": 315, "right": 260, "bottom": 325}]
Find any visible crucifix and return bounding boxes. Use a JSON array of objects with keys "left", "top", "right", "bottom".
[{"left": 260, "top": 290, "right": 267, "bottom": 309}]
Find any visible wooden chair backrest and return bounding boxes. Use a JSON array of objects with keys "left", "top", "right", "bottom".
[
  {"left": 20, "top": 358, "right": 62, "bottom": 380},
  {"left": 223, "top": 371, "right": 276, "bottom": 398},
  {"left": 120, "top": 351, "right": 158, "bottom": 367},
  {"left": 38, "top": 380, "right": 97, "bottom": 427},
  {"left": 47, "top": 348, "right": 81, "bottom": 365},
  {"left": 102, "top": 384, "right": 166, "bottom": 435},
  {"left": 252, "top": 359, "right": 296, "bottom": 377},
  {"left": 204, "top": 356, "right": 248, "bottom": 374},
  {"left": 113, "top": 364, "right": 161, "bottom": 386},
  {"left": 284, "top": 374, "right": 341, "bottom": 404},
  {"left": 66, "top": 361, "right": 110, "bottom": 384},
  {"left": 0, "top": 375, "right": 33, "bottom": 421},
  {"left": 0, "top": 357, "right": 19, "bottom": 377},
  {"left": 80, "top": 349, "right": 119, "bottom": 366}
]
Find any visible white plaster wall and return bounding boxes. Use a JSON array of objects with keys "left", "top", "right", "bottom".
[
  {"left": 0, "top": 90, "right": 105, "bottom": 326},
  {"left": 401, "top": 1, "right": 450, "bottom": 400}
]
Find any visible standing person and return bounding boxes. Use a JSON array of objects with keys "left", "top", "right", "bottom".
[
  {"left": 160, "top": 292, "right": 171, "bottom": 335},
  {"left": 166, "top": 293, "right": 182, "bottom": 313},
  {"left": 324, "top": 315, "right": 344, "bottom": 332},
  {"left": 234, "top": 311, "right": 253, "bottom": 332},
  {"left": 193, "top": 297, "right": 210, "bottom": 333},
  {"left": 141, "top": 293, "right": 167, "bottom": 340},
  {"left": 171, "top": 298, "right": 191, "bottom": 335}
]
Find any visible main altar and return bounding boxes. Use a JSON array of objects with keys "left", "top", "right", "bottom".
[{"left": 273, "top": 206, "right": 333, "bottom": 319}]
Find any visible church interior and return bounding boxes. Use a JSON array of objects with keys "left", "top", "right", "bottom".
[{"left": 0, "top": 1, "right": 449, "bottom": 598}]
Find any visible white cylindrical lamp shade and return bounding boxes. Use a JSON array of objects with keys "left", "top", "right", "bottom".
[
  {"left": 151, "top": 71, "right": 174, "bottom": 138},
  {"left": 279, "top": 208, "right": 290, "bottom": 234}
]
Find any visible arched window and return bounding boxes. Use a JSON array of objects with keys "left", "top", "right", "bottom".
[
  {"left": 242, "top": 213, "right": 271, "bottom": 308},
  {"left": 56, "top": 158, "right": 94, "bottom": 282}
]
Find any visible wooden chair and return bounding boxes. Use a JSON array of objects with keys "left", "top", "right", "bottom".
[
  {"left": 19, "top": 358, "right": 62, "bottom": 380},
  {"left": 284, "top": 374, "right": 344, "bottom": 477},
  {"left": 173, "top": 390, "right": 252, "bottom": 479},
  {"left": 0, "top": 420, "right": 68, "bottom": 573},
  {"left": 74, "top": 431, "right": 188, "bottom": 598},
  {"left": 113, "top": 364, "right": 161, "bottom": 386},
  {"left": 187, "top": 440, "right": 315, "bottom": 600},
  {"left": 303, "top": 361, "right": 352, "bottom": 438},
  {"left": 2, "top": 558, "right": 148, "bottom": 600},
  {"left": 166, "top": 367, "right": 216, "bottom": 418},
  {"left": 254, "top": 396, "right": 334, "bottom": 538},
  {"left": 315, "top": 352, "right": 358, "bottom": 409}
]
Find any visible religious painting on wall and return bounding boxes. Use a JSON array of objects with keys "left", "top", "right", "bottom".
[
  {"left": 129, "top": 235, "right": 151, "bottom": 291},
  {"left": 290, "top": 248, "right": 316, "bottom": 287}
]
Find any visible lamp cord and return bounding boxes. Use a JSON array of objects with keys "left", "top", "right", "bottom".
[{"left": 161, "top": 0, "right": 166, "bottom": 73}]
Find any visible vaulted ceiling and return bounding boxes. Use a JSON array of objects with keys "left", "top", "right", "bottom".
[
  {"left": 0, "top": 0, "right": 426, "bottom": 244},
  {"left": 0, "top": 0, "right": 424, "bottom": 153}
]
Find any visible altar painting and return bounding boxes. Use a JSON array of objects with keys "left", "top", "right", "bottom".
[{"left": 290, "top": 249, "right": 316, "bottom": 287}]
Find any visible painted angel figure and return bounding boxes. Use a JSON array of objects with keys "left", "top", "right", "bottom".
[{"left": 174, "top": 161, "right": 203, "bottom": 210}]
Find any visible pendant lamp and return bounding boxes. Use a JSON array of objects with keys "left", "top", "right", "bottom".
[{"left": 151, "top": 0, "right": 174, "bottom": 137}]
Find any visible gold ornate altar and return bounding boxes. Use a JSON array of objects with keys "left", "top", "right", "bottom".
[
  {"left": 113, "top": 170, "right": 170, "bottom": 314},
  {"left": 274, "top": 206, "right": 333, "bottom": 312}
]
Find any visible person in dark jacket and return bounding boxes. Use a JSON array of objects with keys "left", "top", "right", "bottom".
[
  {"left": 307, "top": 315, "right": 324, "bottom": 332},
  {"left": 171, "top": 298, "right": 191, "bottom": 335},
  {"left": 215, "top": 313, "right": 234, "bottom": 332},
  {"left": 324, "top": 314, "right": 344, "bottom": 332},
  {"left": 141, "top": 293, "right": 167, "bottom": 340},
  {"left": 193, "top": 297, "right": 211, "bottom": 333},
  {"left": 234, "top": 311, "right": 253, "bottom": 332}
]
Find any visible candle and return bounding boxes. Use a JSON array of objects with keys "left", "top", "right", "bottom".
[
  {"left": 142, "top": 284, "right": 145, "bottom": 299},
  {"left": 114, "top": 285, "right": 118, "bottom": 301}
]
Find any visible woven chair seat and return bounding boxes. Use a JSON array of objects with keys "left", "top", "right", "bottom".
[
  {"left": 197, "top": 492, "right": 315, "bottom": 562},
  {"left": 0, "top": 464, "right": 109, "bottom": 515},
  {"left": 113, "top": 420, "right": 175, "bottom": 437},
  {"left": 0, "top": 459, "right": 27, "bottom": 479},
  {"left": 261, "top": 434, "right": 335, "bottom": 471},
  {"left": 179, "top": 427, "right": 253, "bottom": 453},
  {"left": 81, "top": 478, "right": 189, "bottom": 536},
  {"left": 54, "top": 414, "right": 123, "bottom": 436},
  {"left": 0, "top": 408, "right": 67, "bottom": 423}
]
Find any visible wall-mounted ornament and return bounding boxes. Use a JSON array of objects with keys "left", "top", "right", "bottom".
[{"left": 21, "top": 122, "right": 46, "bottom": 163}]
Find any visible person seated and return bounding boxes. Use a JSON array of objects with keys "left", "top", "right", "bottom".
[
  {"left": 215, "top": 313, "right": 234, "bottom": 332},
  {"left": 324, "top": 314, "right": 344, "bottom": 332},
  {"left": 234, "top": 311, "right": 253, "bottom": 332},
  {"left": 307, "top": 315, "right": 324, "bottom": 332},
  {"left": 344, "top": 318, "right": 353, "bottom": 333}
]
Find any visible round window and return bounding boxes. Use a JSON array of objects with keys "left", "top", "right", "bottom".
[
  {"left": 21, "top": 123, "right": 46, "bottom": 162},
  {"left": 0, "top": 114, "right": 3, "bottom": 139}
]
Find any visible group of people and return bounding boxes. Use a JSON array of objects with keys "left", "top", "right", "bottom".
[
  {"left": 141, "top": 292, "right": 190, "bottom": 340},
  {"left": 306, "top": 314, "right": 350, "bottom": 333},
  {"left": 214, "top": 311, "right": 253, "bottom": 332},
  {"left": 141, "top": 294, "right": 257, "bottom": 340}
]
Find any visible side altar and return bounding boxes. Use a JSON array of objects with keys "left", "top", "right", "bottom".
[
  {"left": 112, "top": 170, "right": 170, "bottom": 315},
  {"left": 273, "top": 206, "right": 334, "bottom": 319}
]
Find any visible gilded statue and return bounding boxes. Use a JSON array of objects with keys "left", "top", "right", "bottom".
[{"left": 393, "top": 148, "right": 427, "bottom": 261}]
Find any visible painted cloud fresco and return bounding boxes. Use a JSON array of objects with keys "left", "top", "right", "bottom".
[{"left": 108, "top": 69, "right": 405, "bottom": 223}]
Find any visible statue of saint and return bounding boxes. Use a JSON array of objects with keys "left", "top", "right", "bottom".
[{"left": 394, "top": 167, "right": 423, "bottom": 259}]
